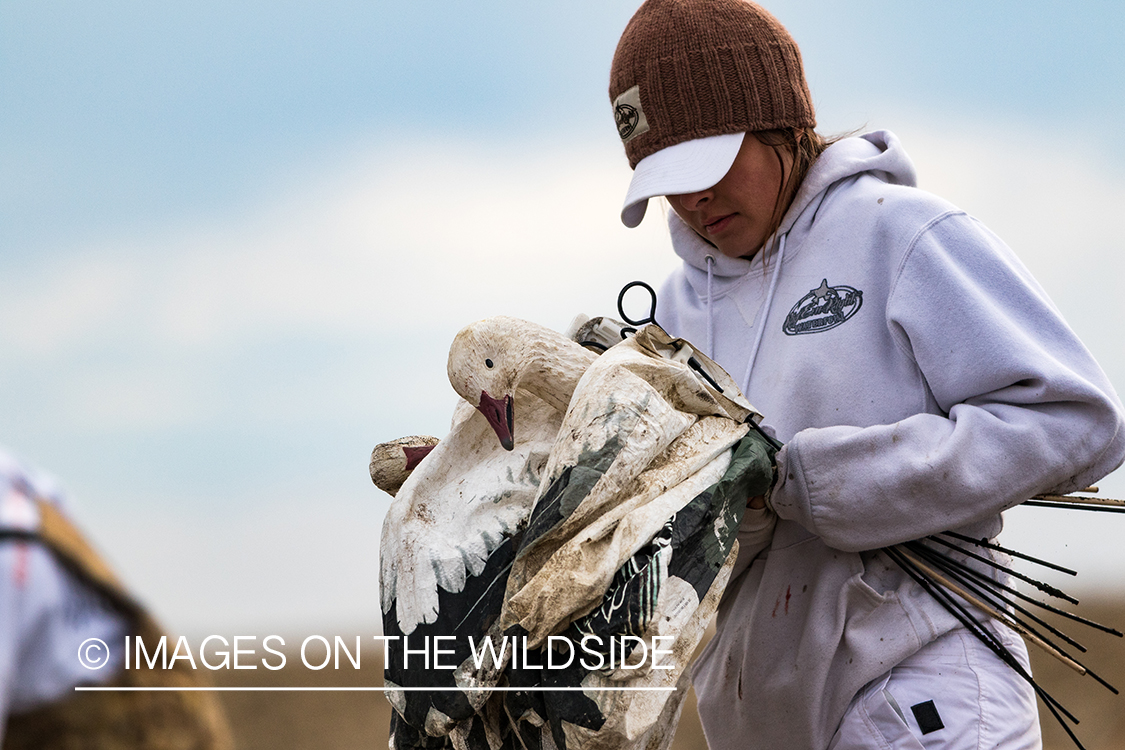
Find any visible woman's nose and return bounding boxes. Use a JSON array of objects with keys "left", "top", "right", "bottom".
[{"left": 673, "top": 189, "right": 711, "bottom": 212}]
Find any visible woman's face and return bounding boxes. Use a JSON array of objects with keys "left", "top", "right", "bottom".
[{"left": 666, "top": 133, "right": 792, "bottom": 259}]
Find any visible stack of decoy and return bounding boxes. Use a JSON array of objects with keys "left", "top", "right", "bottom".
[{"left": 373, "top": 284, "right": 1123, "bottom": 750}]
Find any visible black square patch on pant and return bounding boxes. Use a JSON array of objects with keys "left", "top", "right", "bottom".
[{"left": 911, "top": 700, "right": 945, "bottom": 735}]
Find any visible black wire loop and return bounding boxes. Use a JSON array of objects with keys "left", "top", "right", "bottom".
[
  {"left": 615, "top": 279, "right": 736, "bottom": 397},
  {"left": 617, "top": 281, "right": 659, "bottom": 336}
]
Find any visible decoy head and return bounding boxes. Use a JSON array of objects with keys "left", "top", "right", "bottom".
[
  {"left": 369, "top": 435, "right": 440, "bottom": 496},
  {"left": 447, "top": 317, "right": 526, "bottom": 451}
]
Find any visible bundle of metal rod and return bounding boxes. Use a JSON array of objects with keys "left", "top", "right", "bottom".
[
  {"left": 884, "top": 545, "right": 1089, "bottom": 750},
  {"left": 1024, "top": 488, "right": 1125, "bottom": 513},
  {"left": 883, "top": 487, "right": 1125, "bottom": 750},
  {"left": 1024, "top": 499, "right": 1125, "bottom": 513}
]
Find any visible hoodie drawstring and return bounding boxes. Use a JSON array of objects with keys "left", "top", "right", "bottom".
[
  {"left": 743, "top": 233, "right": 787, "bottom": 394},
  {"left": 705, "top": 254, "right": 715, "bottom": 358}
]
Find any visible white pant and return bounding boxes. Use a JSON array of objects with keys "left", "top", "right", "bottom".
[{"left": 829, "top": 625, "right": 1042, "bottom": 750}]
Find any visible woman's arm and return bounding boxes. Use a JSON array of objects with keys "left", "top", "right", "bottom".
[{"left": 769, "top": 211, "right": 1125, "bottom": 552}]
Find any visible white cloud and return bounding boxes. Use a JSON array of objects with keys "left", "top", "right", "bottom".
[
  {"left": 5, "top": 138, "right": 677, "bottom": 351},
  {"left": 0, "top": 255, "right": 141, "bottom": 357},
  {"left": 1, "top": 137, "right": 679, "bottom": 434},
  {"left": 84, "top": 485, "right": 387, "bottom": 635}
]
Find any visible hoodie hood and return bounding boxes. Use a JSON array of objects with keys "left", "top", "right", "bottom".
[{"left": 670, "top": 130, "right": 918, "bottom": 286}]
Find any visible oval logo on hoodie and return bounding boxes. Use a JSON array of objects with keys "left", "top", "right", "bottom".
[{"left": 783, "top": 279, "right": 863, "bottom": 336}]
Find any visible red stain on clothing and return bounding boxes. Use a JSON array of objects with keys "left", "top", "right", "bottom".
[{"left": 772, "top": 585, "right": 793, "bottom": 617}]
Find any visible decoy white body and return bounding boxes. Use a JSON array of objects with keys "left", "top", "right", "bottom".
[{"left": 381, "top": 317, "right": 597, "bottom": 635}]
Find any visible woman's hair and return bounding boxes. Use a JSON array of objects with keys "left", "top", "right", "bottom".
[{"left": 754, "top": 126, "right": 831, "bottom": 257}]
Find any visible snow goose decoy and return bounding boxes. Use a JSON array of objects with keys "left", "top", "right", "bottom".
[
  {"left": 381, "top": 314, "right": 780, "bottom": 750},
  {"left": 380, "top": 317, "right": 597, "bottom": 742},
  {"left": 369, "top": 435, "right": 440, "bottom": 497}
]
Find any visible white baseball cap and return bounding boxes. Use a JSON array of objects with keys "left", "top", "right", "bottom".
[{"left": 620, "top": 131, "right": 746, "bottom": 228}]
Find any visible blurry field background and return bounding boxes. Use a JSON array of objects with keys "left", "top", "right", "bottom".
[{"left": 3, "top": 1, "right": 1125, "bottom": 748}]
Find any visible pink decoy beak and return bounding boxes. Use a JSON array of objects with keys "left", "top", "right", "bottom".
[
  {"left": 402, "top": 445, "right": 436, "bottom": 471},
  {"left": 476, "top": 390, "right": 514, "bottom": 451}
]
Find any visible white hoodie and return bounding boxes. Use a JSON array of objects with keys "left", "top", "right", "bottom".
[{"left": 656, "top": 131, "right": 1125, "bottom": 749}]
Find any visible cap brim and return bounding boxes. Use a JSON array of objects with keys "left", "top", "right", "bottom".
[{"left": 621, "top": 132, "right": 746, "bottom": 228}]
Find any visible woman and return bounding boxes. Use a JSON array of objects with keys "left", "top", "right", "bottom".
[{"left": 608, "top": 1, "right": 1125, "bottom": 748}]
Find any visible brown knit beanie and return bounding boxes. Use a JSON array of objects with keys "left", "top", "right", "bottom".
[{"left": 610, "top": 0, "right": 815, "bottom": 170}]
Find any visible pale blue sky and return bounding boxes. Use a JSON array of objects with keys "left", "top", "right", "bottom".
[
  {"left": 5, "top": 1, "right": 1123, "bottom": 252},
  {"left": 2, "top": 2, "right": 1123, "bottom": 632}
]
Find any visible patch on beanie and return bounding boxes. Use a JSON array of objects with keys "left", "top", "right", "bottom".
[{"left": 613, "top": 85, "right": 649, "bottom": 143}]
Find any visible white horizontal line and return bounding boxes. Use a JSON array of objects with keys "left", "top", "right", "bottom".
[{"left": 75, "top": 686, "right": 676, "bottom": 692}]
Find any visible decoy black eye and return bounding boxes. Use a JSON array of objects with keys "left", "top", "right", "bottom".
[{"left": 485, "top": 358, "right": 494, "bottom": 369}]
